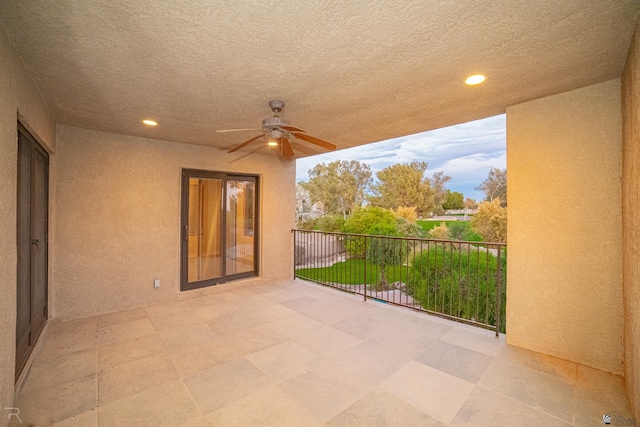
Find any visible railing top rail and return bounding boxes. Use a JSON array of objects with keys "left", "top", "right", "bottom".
[{"left": 291, "top": 228, "right": 507, "bottom": 247}]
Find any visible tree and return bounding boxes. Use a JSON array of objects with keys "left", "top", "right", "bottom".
[
  {"left": 464, "top": 198, "right": 478, "bottom": 211},
  {"left": 476, "top": 167, "right": 507, "bottom": 206},
  {"left": 304, "top": 160, "right": 372, "bottom": 218},
  {"left": 296, "top": 183, "right": 317, "bottom": 221},
  {"left": 442, "top": 190, "right": 464, "bottom": 210},
  {"left": 471, "top": 198, "right": 507, "bottom": 243},
  {"left": 341, "top": 207, "right": 397, "bottom": 256},
  {"left": 367, "top": 223, "right": 406, "bottom": 290},
  {"left": 430, "top": 171, "right": 451, "bottom": 213},
  {"left": 368, "top": 161, "right": 435, "bottom": 217}
]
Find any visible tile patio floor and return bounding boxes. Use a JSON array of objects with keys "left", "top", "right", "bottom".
[{"left": 11, "top": 278, "right": 634, "bottom": 426}]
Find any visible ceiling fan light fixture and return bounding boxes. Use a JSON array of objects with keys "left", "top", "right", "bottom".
[
  {"left": 267, "top": 129, "right": 282, "bottom": 146},
  {"left": 465, "top": 74, "right": 486, "bottom": 85}
]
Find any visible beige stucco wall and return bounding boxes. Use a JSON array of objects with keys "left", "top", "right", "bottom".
[
  {"left": 0, "top": 25, "right": 55, "bottom": 427},
  {"left": 506, "top": 79, "right": 623, "bottom": 374},
  {"left": 52, "top": 125, "right": 295, "bottom": 320},
  {"left": 622, "top": 18, "right": 640, "bottom": 419}
]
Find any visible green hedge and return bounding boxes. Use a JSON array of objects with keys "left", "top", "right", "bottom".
[{"left": 406, "top": 244, "right": 506, "bottom": 332}]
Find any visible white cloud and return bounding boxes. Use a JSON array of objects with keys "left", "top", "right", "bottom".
[{"left": 296, "top": 114, "right": 506, "bottom": 200}]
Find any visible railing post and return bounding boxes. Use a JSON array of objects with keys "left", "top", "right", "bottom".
[
  {"left": 292, "top": 229, "right": 296, "bottom": 280},
  {"left": 363, "top": 235, "right": 367, "bottom": 302},
  {"left": 495, "top": 245, "right": 502, "bottom": 337}
]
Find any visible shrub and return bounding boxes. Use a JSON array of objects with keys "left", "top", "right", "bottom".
[
  {"left": 407, "top": 246, "right": 506, "bottom": 332},
  {"left": 341, "top": 207, "right": 397, "bottom": 257},
  {"left": 395, "top": 217, "right": 423, "bottom": 238},
  {"left": 428, "top": 222, "right": 450, "bottom": 240},
  {"left": 296, "top": 217, "right": 318, "bottom": 230},
  {"left": 447, "top": 222, "right": 467, "bottom": 240},
  {"left": 393, "top": 206, "right": 418, "bottom": 223},
  {"left": 472, "top": 199, "right": 507, "bottom": 243},
  {"left": 316, "top": 214, "right": 345, "bottom": 232}
]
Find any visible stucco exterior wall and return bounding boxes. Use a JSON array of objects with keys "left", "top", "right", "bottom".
[
  {"left": 52, "top": 125, "right": 295, "bottom": 320},
  {"left": 0, "top": 26, "right": 55, "bottom": 427},
  {"left": 506, "top": 80, "right": 623, "bottom": 374},
  {"left": 622, "top": 18, "right": 640, "bottom": 419}
]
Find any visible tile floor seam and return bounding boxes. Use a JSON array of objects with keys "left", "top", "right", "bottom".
[{"left": 181, "top": 377, "right": 209, "bottom": 426}]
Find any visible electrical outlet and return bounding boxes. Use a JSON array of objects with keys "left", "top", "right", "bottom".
[{"left": 154, "top": 279, "right": 160, "bottom": 288}]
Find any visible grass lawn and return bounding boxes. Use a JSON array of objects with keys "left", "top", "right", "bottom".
[
  {"left": 295, "top": 258, "right": 412, "bottom": 285},
  {"left": 416, "top": 220, "right": 460, "bottom": 231}
]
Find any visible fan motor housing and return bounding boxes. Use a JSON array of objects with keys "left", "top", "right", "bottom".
[{"left": 262, "top": 116, "right": 290, "bottom": 131}]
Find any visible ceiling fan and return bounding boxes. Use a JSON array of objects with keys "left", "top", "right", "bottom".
[{"left": 218, "top": 100, "right": 337, "bottom": 158}]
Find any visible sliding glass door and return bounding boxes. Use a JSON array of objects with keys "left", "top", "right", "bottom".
[{"left": 181, "top": 170, "right": 258, "bottom": 290}]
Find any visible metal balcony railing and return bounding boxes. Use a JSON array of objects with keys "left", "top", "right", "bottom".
[{"left": 292, "top": 229, "right": 506, "bottom": 336}]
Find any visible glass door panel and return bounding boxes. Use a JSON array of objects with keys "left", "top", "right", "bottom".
[
  {"left": 226, "top": 179, "right": 255, "bottom": 275},
  {"left": 187, "top": 177, "right": 223, "bottom": 283},
  {"left": 181, "top": 170, "right": 259, "bottom": 291}
]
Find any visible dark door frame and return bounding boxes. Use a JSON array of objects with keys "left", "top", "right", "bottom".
[
  {"left": 180, "top": 168, "right": 259, "bottom": 291},
  {"left": 16, "top": 122, "right": 49, "bottom": 381}
]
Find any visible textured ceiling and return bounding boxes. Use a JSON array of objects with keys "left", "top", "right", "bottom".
[{"left": 1, "top": 0, "right": 639, "bottom": 158}]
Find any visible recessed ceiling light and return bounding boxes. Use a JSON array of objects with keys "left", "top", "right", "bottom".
[
  {"left": 142, "top": 119, "right": 158, "bottom": 126},
  {"left": 465, "top": 74, "right": 486, "bottom": 85}
]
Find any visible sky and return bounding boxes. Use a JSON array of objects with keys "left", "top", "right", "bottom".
[{"left": 296, "top": 114, "right": 506, "bottom": 202}]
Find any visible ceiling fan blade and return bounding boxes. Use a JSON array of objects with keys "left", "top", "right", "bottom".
[
  {"left": 291, "top": 132, "right": 337, "bottom": 151},
  {"left": 281, "top": 137, "right": 295, "bottom": 158},
  {"left": 216, "top": 128, "right": 261, "bottom": 133},
  {"left": 227, "top": 134, "right": 264, "bottom": 153},
  {"left": 280, "top": 125, "right": 307, "bottom": 133}
]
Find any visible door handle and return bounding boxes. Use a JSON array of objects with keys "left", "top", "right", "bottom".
[{"left": 31, "top": 238, "right": 39, "bottom": 245}]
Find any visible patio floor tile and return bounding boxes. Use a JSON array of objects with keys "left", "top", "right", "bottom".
[
  {"left": 327, "top": 389, "right": 444, "bottom": 427},
  {"left": 415, "top": 340, "right": 493, "bottom": 383},
  {"left": 183, "top": 358, "right": 272, "bottom": 414},
  {"left": 440, "top": 324, "right": 505, "bottom": 356},
  {"left": 206, "top": 384, "right": 320, "bottom": 426},
  {"left": 167, "top": 337, "right": 242, "bottom": 378},
  {"left": 293, "top": 325, "right": 363, "bottom": 357},
  {"left": 13, "top": 373, "right": 97, "bottom": 425},
  {"left": 278, "top": 359, "right": 370, "bottom": 423},
  {"left": 96, "top": 317, "right": 156, "bottom": 345},
  {"left": 98, "top": 353, "right": 180, "bottom": 405},
  {"left": 155, "top": 321, "right": 219, "bottom": 350},
  {"left": 22, "top": 347, "right": 96, "bottom": 393},
  {"left": 97, "top": 333, "right": 166, "bottom": 371},
  {"left": 246, "top": 340, "right": 323, "bottom": 381},
  {"left": 380, "top": 360, "right": 475, "bottom": 424},
  {"left": 98, "top": 381, "right": 201, "bottom": 427},
  {"left": 478, "top": 358, "right": 575, "bottom": 423},
  {"left": 450, "top": 386, "right": 571, "bottom": 426},
  {"left": 12, "top": 278, "right": 634, "bottom": 426}
]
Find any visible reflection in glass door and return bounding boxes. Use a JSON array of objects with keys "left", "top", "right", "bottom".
[
  {"left": 181, "top": 170, "right": 259, "bottom": 290},
  {"left": 226, "top": 179, "right": 255, "bottom": 275},
  {"left": 188, "top": 177, "right": 223, "bottom": 283}
]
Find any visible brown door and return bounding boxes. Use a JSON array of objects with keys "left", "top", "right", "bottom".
[{"left": 16, "top": 123, "right": 48, "bottom": 381}]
